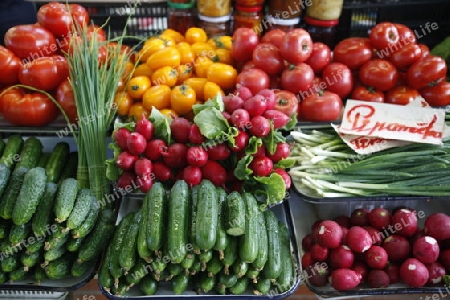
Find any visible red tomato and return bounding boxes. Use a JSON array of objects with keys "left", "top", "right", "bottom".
[
  {"left": 281, "top": 63, "right": 315, "bottom": 94},
  {"left": 232, "top": 28, "right": 259, "bottom": 62},
  {"left": 252, "top": 43, "right": 284, "bottom": 75},
  {"left": 395, "top": 23, "right": 417, "bottom": 45},
  {"left": 385, "top": 86, "right": 420, "bottom": 105},
  {"left": 4, "top": 24, "right": 57, "bottom": 59},
  {"left": 1, "top": 87, "right": 59, "bottom": 126},
  {"left": 19, "top": 57, "right": 64, "bottom": 91},
  {"left": 418, "top": 44, "right": 430, "bottom": 58},
  {"left": 59, "top": 24, "right": 106, "bottom": 54},
  {"left": 321, "top": 63, "right": 354, "bottom": 99},
  {"left": 56, "top": 78, "right": 77, "bottom": 123},
  {"left": 407, "top": 56, "right": 447, "bottom": 90},
  {"left": 359, "top": 59, "right": 398, "bottom": 91},
  {"left": 420, "top": 81, "right": 450, "bottom": 106},
  {"left": 240, "top": 60, "right": 256, "bottom": 71},
  {"left": 37, "top": 2, "right": 89, "bottom": 38},
  {"left": 261, "top": 29, "right": 286, "bottom": 49},
  {"left": 305, "top": 42, "right": 331, "bottom": 74},
  {"left": 333, "top": 37, "right": 373, "bottom": 70},
  {"left": 273, "top": 89, "right": 299, "bottom": 117},
  {"left": 369, "top": 22, "right": 400, "bottom": 51},
  {"left": 280, "top": 28, "right": 313, "bottom": 64},
  {"left": 390, "top": 44, "right": 422, "bottom": 70},
  {"left": 0, "top": 46, "right": 22, "bottom": 85},
  {"left": 300, "top": 91, "right": 343, "bottom": 122},
  {"left": 236, "top": 68, "right": 270, "bottom": 95},
  {"left": 52, "top": 55, "right": 69, "bottom": 80},
  {"left": 350, "top": 86, "right": 384, "bottom": 103},
  {"left": 0, "top": 87, "right": 22, "bottom": 113}
]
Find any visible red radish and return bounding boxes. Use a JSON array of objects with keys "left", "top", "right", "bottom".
[
  {"left": 341, "top": 227, "right": 349, "bottom": 245},
  {"left": 188, "top": 124, "right": 206, "bottom": 144},
  {"left": 263, "top": 110, "right": 290, "bottom": 129},
  {"left": 186, "top": 146, "right": 208, "bottom": 167},
  {"left": 334, "top": 215, "right": 351, "bottom": 229},
  {"left": 116, "top": 151, "right": 138, "bottom": 171},
  {"left": 368, "top": 207, "right": 391, "bottom": 230},
  {"left": 426, "top": 262, "right": 446, "bottom": 285},
  {"left": 314, "top": 220, "right": 343, "bottom": 249},
  {"left": 222, "top": 111, "right": 231, "bottom": 120},
  {"left": 257, "top": 88, "right": 276, "bottom": 110},
  {"left": 127, "top": 132, "right": 147, "bottom": 156},
  {"left": 170, "top": 117, "right": 191, "bottom": 143},
  {"left": 183, "top": 166, "right": 202, "bottom": 186},
  {"left": 365, "top": 245, "right": 388, "bottom": 269},
  {"left": 301, "top": 252, "right": 314, "bottom": 269},
  {"left": 223, "top": 93, "right": 244, "bottom": 113},
  {"left": 391, "top": 208, "right": 418, "bottom": 237},
  {"left": 310, "top": 244, "right": 328, "bottom": 262},
  {"left": 244, "top": 94, "right": 267, "bottom": 117},
  {"left": 424, "top": 213, "right": 450, "bottom": 241},
  {"left": 207, "top": 143, "right": 231, "bottom": 161},
  {"left": 152, "top": 162, "right": 171, "bottom": 181},
  {"left": 311, "top": 220, "right": 324, "bottom": 232},
  {"left": 254, "top": 144, "right": 266, "bottom": 157},
  {"left": 162, "top": 143, "right": 188, "bottom": 168},
  {"left": 330, "top": 268, "right": 361, "bottom": 291},
  {"left": 137, "top": 174, "right": 153, "bottom": 193},
  {"left": 134, "top": 158, "right": 152, "bottom": 177},
  {"left": 135, "top": 117, "right": 154, "bottom": 141},
  {"left": 306, "top": 263, "right": 329, "bottom": 287},
  {"left": 229, "top": 130, "right": 249, "bottom": 152},
  {"left": 350, "top": 208, "right": 370, "bottom": 227},
  {"left": 400, "top": 258, "right": 429, "bottom": 287},
  {"left": 201, "top": 160, "right": 227, "bottom": 187},
  {"left": 329, "top": 245, "right": 354, "bottom": 269},
  {"left": 230, "top": 108, "right": 251, "bottom": 129},
  {"left": 302, "top": 234, "right": 315, "bottom": 252},
  {"left": 413, "top": 236, "right": 440, "bottom": 264},
  {"left": 249, "top": 156, "right": 273, "bottom": 177},
  {"left": 234, "top": 84, "right": 253, "bottom": 100},
  {"left": 367, "top": 269, "right": 390, "bottom": 288},
  {"left": 384, "top": 263, "right": 400, "bottom": 284},
  {"left": 346, "top": 226, "right": 372, "bottom": 253},
  {"left": 266, "top": 142, "right": 290, "bottom": 163},
  {"left": 439, "top": 249, "right": 450, "bottom": 270},
  {"left": 144, "top": 139, "right": 167, "bottom": 161},
  {"left": 249, "top": 116, "right": 271, "bottom": 137},
  {"left": 410, "top": 229, "right": 426, "bottom": 245},
  {"left": 117, "top": 171, "right": 136, "bottom": 189},
  {"left": 351, "top": 261, "right": 369, "bottom": 283},
  {"left": 273, "top": 168, "right": 291, "bottom": 189},
  {"left": 114, "top": 127, "right": 131, "bottom": 151},
  {"left": 363, "top": 226, "right": 382, "bottom": 246},
  {"left": 382, "top": 234, "right": 411, "bottom": 263}
]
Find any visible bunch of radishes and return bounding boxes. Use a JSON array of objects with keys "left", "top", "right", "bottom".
[{"left": 301, "top": 207, "right": 450, "bottom": 291}]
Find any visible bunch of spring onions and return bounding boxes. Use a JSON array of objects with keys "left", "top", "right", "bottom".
[{"left": 289, "top": 128, "right": 450, "bottom": 198}]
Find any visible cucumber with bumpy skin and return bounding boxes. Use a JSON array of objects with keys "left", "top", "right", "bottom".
[
  {"left": 275, "top": 221, "right": 294, "bottom": 293},
  {"left": 253, "top": 209, "right": 268, "bottom": 271},
  {"left": 9, "top": 267, "right": 28, "bottom": 282},
  {"left": 224, "top": 191, "right": 246, "bottom": 236},
  {"left": 207, "top": 251, "right": 223, "bottom": 277},
  {"left": 0, "top": 167, "right": 28, "bottom": 219},
  {"left": 66, "top": 237, "right": 84, "bottom": 252},
  {"left": 199, "top": 249, "right": 213, "bottom": 271},
  {"left": 57, "top": 152, "right": 78, "bottom": 184},
  {"left": 189, "top": 184, "right": 200, "bottom": 254},
  {"left": 45, "top": 231, "right": 70, "bottom": 251},
  {"left": 239, "top": 193, "right": 259, "bottom": 264},
  {"left": 233, "top": 257, "right": 249, "bottom": 278},
  {"left": 45, "top": 255, "right": 73, "bottom": 279},
  {"left": 172, "top": 273, "right": 189, "bottom": 295},
  {"left": 66, "top": 189, "right": 93, "bottom": 231},
  {"left": 119, "top": 210, "right": 141, "bottom": 273},
  {"left": 45, "top": 142, "right": 69, "bottom": 183},
  {"left": 196, "top": 272, "right": 216, "bottom": 293},
  {"left": 0, "top": 219, "right": 10, "bottom": 239},
  {"left": 37, "top": 152, "right": 50, "bottom": 168},
  {"left": 254, "top": 278, "right": 272, "bottom": 295},
  {"left": 214, "top": 187, "right": 229, "bottom": 258},
  {"left": 0, "top": 271, "right": 6, "bottom": 285},
  {"left": 140, "top": 276, "right": 158, "bottom": 295},
  {"left": 54, "top": 178, "right": 78, "bottom": 223},
  {"left": 109, "top": 212, "right": 134, "bottom": 282},
  {"left": 219, "top": 271, "right": 238, "bottom": 288},
  {"left": 15, "top": 137, "right": 42, "bottom": 170},
  {"left": 71, "top": 259, "right": 94, "bottom": 277},
  {"left": 1, "top": 255, "right": 19, "bottom": 272},
  {"left": 125, "top": 259, "right": 148, "bottom": 287},
  {"left": 21, "top": 250, "right": 41, "bottom": 271},
  {"left": 98, "top": 241, "right": 113, "bottom": 291},
  {"left": 44, "top": 245, "right": 67, "bottom": 264},
  {"left": 246, "top": 265, "right": 260, "bottom": 283},
  {"left": 146, "top": 182, "right": 166, "bottom": 254},
  {"left": 26, "top": 237, "right": 45, "bottom": 254},
  {"left": 34, "top": 266, "right": 47, "bottom": 284},
  {"left": 195, "top": 180, "right": 218, "bottom": 251},
  {"left": 9, "top": 223, "right": 30, "bottom": 246},
  {"left": 223, "top": 236, "right": 238, "bottom": 275},
  {"left": 229, "top": 277, "right": 249, "bottom": 295},
  {"left": 0, "top": 165, "right": 11, "bottom": 200},
  {"left": 0, "top": 135, "right": 23, "bottom": 168},
  {"left": 263, "top": 210, "right": 282, "bottom": 282},
  {"left": 32, "top": 182, "right": 57, "bottom": 237},
  {"left": 71, "top": 198, "right": 99, "bottom": 239},
  {"left": 138, "top": 193, "right": 152, "bottom": 262}
]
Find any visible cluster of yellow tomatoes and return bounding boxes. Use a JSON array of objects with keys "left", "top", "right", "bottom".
[{"left": 115, "top": 27, "right": 237, "bottom": 121}]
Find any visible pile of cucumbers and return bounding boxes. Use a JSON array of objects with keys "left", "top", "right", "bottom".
[
  {"left": 99, "top": 179, "right": 297, "bottom": 296},
  {"left": 0, "top": 135, "right": 115, "bottom": 284}
]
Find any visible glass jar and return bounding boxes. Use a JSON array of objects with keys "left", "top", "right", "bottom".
[
  {"left": 235, "top": 0, "right": 265, "bottom": 6},
  {"left": 233, "top": 5, "right": 264, "bottom": 36},
  {"left": 197, "top": 14, "right": 231, "bottom": 37},
  {"left": 197, "top": 0, "right": 231, "bottom": 17},
  {"left": 266, "top": 15, "right": 300, "bottom": 32},
  {"left": 167, "top": 1, "right": 197, "bottom": 35},
  {"left": 304, "top": 16, "right": 338, "bottom": 48},
  {"left": 269, "top": 0, "right": 303, "bottom": 19},
  {"left": 305, "top": 0, "right": 344, "bottom": 20}
]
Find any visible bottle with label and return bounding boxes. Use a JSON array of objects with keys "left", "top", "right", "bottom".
[
  {"left": 304, "top": 16, "right": 339, "bottom": 48},
  {"left": 197, "top": 14, "right": 231, "bottom": 37},
  {"left": 197, "top": 0, "right": 231, "bottom": 17},
  {"left": 306, "top": 0, "right": 344, "bottom": 21},
  {"left": 167, "top": 1, "right": 197, "bottom": 35},
  {"left": 235, "top": 0, "right": 265, "bottom": 6},
  {"left": 233, "top": 5, "right": 264, "bottom": 36},
  {"left": 269, "top": 0, "right": 303, "bottom": 20}
]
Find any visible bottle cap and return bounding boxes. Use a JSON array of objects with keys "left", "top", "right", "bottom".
[
  {"left": 198, "top": 13, "right": 232, "bottom": 23},
  {"left": 168, "top": 0, "right": 195, "bottom": 9},
  {"left": 304, "top": 16, "right": 339, "bottom": 27}
]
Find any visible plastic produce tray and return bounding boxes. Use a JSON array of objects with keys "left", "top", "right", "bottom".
[{"left": 99, "top": 194, "right": 301, "bottom": 299}]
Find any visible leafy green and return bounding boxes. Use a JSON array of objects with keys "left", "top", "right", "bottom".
[
  {"left": 234, "top": 155, "right": 253, "bottom": 180},
  {"left": 262, "top": 121, "right": 286, "bottom": 155},
  {"left": 192, "top": 93, "right": 225, "bottom": 114},
  {"left": 105, "top": 142, "right": 122, "bottom": 181},
  {"left": 245, "top": 136, "right": 263, "bottom": 155},
  {"left": 274, "top": 158, "right": 296, "bottom": 169},
  {"left": 149, "top": 107, "right": 172, "bottom": 145},
  {"left": 194, "top": 107, "right": 229, "bottom": 139},
  {"left": 113, "top": 120, "right": 135, "bottom": 132},
  {"left": 281, "top": 112, "right": 298, "bottom": 131},
  {"left": 245, "top": 173, "right": 287, "bottom": 205}
]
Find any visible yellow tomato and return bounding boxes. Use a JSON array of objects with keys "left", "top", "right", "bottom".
[
  {"left": 146, "top": 47, "right": 181, "bottom": 70},
  {"left": 194, "top": 56, "right": 214, "bottom": 78},
  {"left": 114, "top": 92, "right": 133, "bottom": 116},
  {"left": 206, "top": 63, "right": 237, "bottom": 91},
  {"left": 126, "top": 76, "right": 151, "bottom": 99},
  {"left": 161, "top": 28, "right": 185, "bottom": 43},
  {"left": 143, "top": 85, "right": 172, "bottom": 111},
  {"left": 176, "top": 42, "right": 195, "bottom": 65},
  {"left": 116, "top": 79, "right": 125, "bottom": 93},
  {"left": 133, "top": 64, "right": 153, "bottom": 78},
  {"left": 122, "top": 60, "right": 135, "bottom": 80},
  {"left": 138, "top": 37, "right": 168, "bottom": 62},
  {"left": 144, "top": 34, "right": 175, "bottom": 47},
  {"left": 203, "top": 81, "right": 224, "bottom": 102},
  {"left": 184, "top": 77, "right": 207, "bottom": 102},
  {"left": 208, "top": 35, "right": 233, "bottom": 50},
  {"left": 160, "top": 109, "right": 178, "bottom": 119},
  {"left": 213, "top": 49, "right": 233, "bottom": 65},
  {"left": 171, "top": 84, "right": 196, "bottom": 116},
  {"left": 128, "top": 102, "right": 149, "bottom": 121},
  {"left": 185, "top": 27, "right": 208, "bottom": 44},
  {"left": 151, "top": 66, "right": 178, "bottom": 87},
  {"left": 191, "top": 42, "right": 215, "bottom": 58},
  {"left": 176, "top": 64, "right": 193, "bottom": 85}
]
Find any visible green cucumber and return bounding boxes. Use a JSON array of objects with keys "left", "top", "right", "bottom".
[
  {"left": 138, "top": 192, "right": 152, "bottom": 262},
  {"left": 196, "top": 272, "right": 215, "bottom": 293},
  {"left": 189, "top": 257, "right": 201, "bottom": 275},
  {"left": 125, "top": 259, "right": 149, "bottom": 286},
  {"left": 239, "top": 193, "right": 259, "bottom": 264},
  {"left": 119, "top": 210, "right": 141, "bottom": 273},
  {"left": 189, "top": 184, "right": 200, "bottom": 254},
  {"left": 37, "top": 152, "right": 50, "bottom": 168},
  {"left": 66, "top": 189, "right": 93, "bottom": 231},
  {"left": 1, "top": 254, "right": 19, "bottom": 272},
  {"left": 57, "top": 152, "right": 78, "bottom": 184},
  {"left": 229, "top": 277, "right": 249, "bottom": 295},
  {"left": 98, "top": 244, "right": 113, "bottom": 291},
  {"left": 232, "top": 257, "right": 249, "bottom": 278},
  {"left": 71, "top": 259, "right": 94, "bottom": 277},
  {"left": 167, "top": 180, "right": 190, "bottom": 264},
  {"left": 216, "top": 281, "right": 227, "bottom": 295},
  {"left": 0, "top": 135, "right": 23, "bottom": 168},
  {"left": 34, "top": 266, "right": 47, "bottom": 284},
  {"left": 45, "top": 142, "right": 70, "bottom": 183},
  {"left": 0, "top": 165, "right": 11, "bottom": 200},
  {"left": 214, "top": 187, "right": 229, "bottom": 258},
  {"left": 109, "top": 212, "right": 134, "bottom": 281},
  {"left": 224, "top": 191, "right": 245, "bottom": 236},
  {"left": 21, "top": 250, "right": 41, "bottom": 271},
  {"left": 254, "top": 278, "right": 272, "bottom": 295},
  {"left": 181, "top": 254, "right": 195, "bottom": 271},
  {"left": 45, "top": 255, "right": 73, "bottom": 279},
  {"left": 66, "top": 237, "right": 84, "bottom": 252},
  {"left": 246, "top": 265, "right": 260, "bottom": 283},
  {"left": 149, "top": 260, "right": 167, "bottom": 281},
  {"left": 32, "top": 182, "right": 57, "bottom": 237},
  {"left": 206, "top": 251, "right": 223, "bottom": 277},
  {"left": 12, "top": 167, "right": 47, "bottom": 225},
  {"left": 253, "top": 209, "right": 268, "bottom": 271},
  {"left": 263, "top": 210, "right": 282, "bottom": 281},
  {"left": 54, "top": 178, "right": 78, "bottom": 223},
  {"left": 9, "top": 223, "right": 31, "bottom": 246},
  {"left": 71, "top": 198, "right": 99, "bottom": 239},
  {"left": 9, "top": 267, "right": 27, "bottom": 282},
  {"left": 111, "top": 278, "right": 128, "bottom": 296},
  {"left": 0, "top": 270, "right": 6, "bottom": 285},
  {"left": 146, "top": 182, "right": 166, "bottom": 253},
  {"left": 15, "top": 137, "right": 42, "bottom": 170},
  {"left": 44, "top": 231, "right": 70, "bottom": 251},
  {"left": 172, "top": 273, "right": 189, "bottom": 295},
  {"left": 140, "top": 276, "right": 158, "bottom": 295},
  {"left": 0, "top": 219, "right": 10, "bottom": 239},
  {"left": 0, "top": 239, "right": 10, "bottom": 253},
  {"left": 44, "top": 245, "right": 66, "bottom": 264},
  {"left": 195, "top": 180, "right": 218, "bottom": 251},
  {"left": 0, "top": 167, "right": 28, "bottom": 219},
  {"left": 276, "top": 222, "right": 294, "bottom": 293},
  {"left": 199, "top": 249, "right": 213, "bottom": 271},
  {"left": 77, "top": 209, "right": 115, "bottom": 263},
  {"left": 222, "top": 236, "right": 238, "bottom": 275},
  {"left": 167, "top": 263, "right": 184, "bottom": 280},
  {"left": 219, "top": 271, "right": 238, "bottom": 288},
  {"left": 26, "top": 237, "right": 45, "bottom": 254}
]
